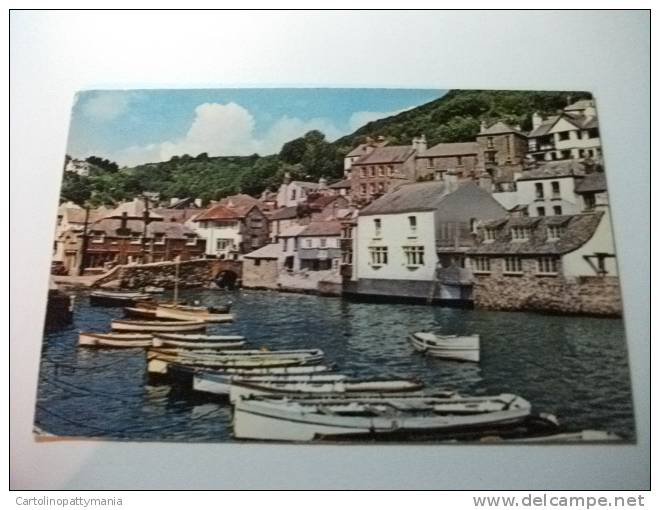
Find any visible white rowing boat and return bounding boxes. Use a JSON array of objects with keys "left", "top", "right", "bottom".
[
  {"left": 155, "top": 306, "right": 234, "bottom": 323},
  {"left": 233, "top": 393, "right": 532, "bottom": 441},
  {"left": 111, "top": 319, "right": 206, "bottom": 332},
  {"left": 408, "top": 332, "right": 480, "bottom": 362},
  {"left": 89, "top": 290, "right": 152, "bottom": 306},
  {"left": 78, "top": 331, "right": 153, "bottom": 347},
  {"left": 193, "top": 372, "right": 347, "bottom": 396},
  {"left": 151, "top": 338, "right": 247, "bottom": 349},
  {"left": 228, "top": 378, "right": 424, "bottom": 403}
]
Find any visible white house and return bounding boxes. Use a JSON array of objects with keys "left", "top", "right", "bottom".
[
  {"left": 350, "top": 180, "right": 507, "bottom": 302},
  {"left": 276, "top": 175, "right": 324, "bottom": 208}
]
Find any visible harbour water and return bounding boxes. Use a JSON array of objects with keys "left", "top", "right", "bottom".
[{"left": 35, "top": 288, "right": 635, "bottom": 442}]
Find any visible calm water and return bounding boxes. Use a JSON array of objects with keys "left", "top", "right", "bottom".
[{"left": 35, "top": 289, "right": 636, "bottom": 442}]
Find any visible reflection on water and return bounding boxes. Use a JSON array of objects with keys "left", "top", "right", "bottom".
[{"left": 35, "top": 288, "right": 635, "bottom": 441}]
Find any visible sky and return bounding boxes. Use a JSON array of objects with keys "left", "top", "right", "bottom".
[{"left": 66, "top": 89, "right": 446, "bottom": 167}]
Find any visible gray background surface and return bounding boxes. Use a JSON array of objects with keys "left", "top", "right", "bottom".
[{"left": 10, "top": 10, "right": 650, "bottom": 489}]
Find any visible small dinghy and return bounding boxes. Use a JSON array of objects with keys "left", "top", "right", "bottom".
[
  {"left": 111, "top": 319, "right": 206, "bottom": 333},
  {"left": 89, "top": 290, "right": 152, "bottom": 307},
  {"left": 152, "top": 334, "right": 246, "bottom": 349},
  {"left": 228, "top": 377, "right": 424, "bottom": 403},
  {"left": 233, "top": 393, "right": 532, "bottom": 441},
  {"left": 166, "top": 363, "right": 335, "bottom": 388},
  {"left": 78, "top": 331, "right": 153, "bottom": 347},
  {"left": 194, "top": 372, "right": 347, "bottom": 396},
  {"left": 155, "top": 306, "right": 234, "bottom": 323},
  {"left": 408, "top": 331, "right": 480, "bottom": 362},
  {"left": 159, "top": 302, "right": 232, "bottom": 314},
  {"left": 124, "top": 307, "right": 159, "bottom": 319}
]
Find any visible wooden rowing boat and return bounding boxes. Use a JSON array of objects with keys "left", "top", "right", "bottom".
[
  {"left": 193, "top": 372, "right": 347, "bottom": 396},
  {"left": 89, "top": 290, "right": 152, "bottom": 307},
  {"left": 78, "top": 331, "right": 153, "bottom": 347},
  {"left": 111, "top": 319, "right": 206, "bottom": 332},
  {"left": 155, "top": 307, "right": 234, "bottom": 323},
  {"left": 228, "top": 377, "right": 424, "bottom": 403},
  {"left": 233, "top": 393, "right": 532, "bottom": 441},
  {"left": 408, "top": 332, "right": 480, "bottom": 362},
  {"left": 152, "top": 337, "right": 246, "bottom": 349}
]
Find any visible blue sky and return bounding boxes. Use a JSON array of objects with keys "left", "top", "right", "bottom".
[{"left": 67, "top": 88, "right": 445, "bottom": 166}]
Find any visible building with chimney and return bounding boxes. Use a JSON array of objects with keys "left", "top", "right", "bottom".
[
  {"left": 527, "top": 99, "right": 601, "bottom": 162},
  {"left": 415, "top": 141, "right": 483, "bottom": 181}
]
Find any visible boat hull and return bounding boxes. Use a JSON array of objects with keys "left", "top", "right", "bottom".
[
  {"left": 111, "top": 319, "right": 206, "bottom": 332},
  {"left": 408, "top": 333, "right": 480, "bottom": 362},
  {"left": 155, "top": 307, "right": 234, "bottom": 323},
  {"left": 78, "top": 332, "right": 153, "bottom": 347},
  {"left": 194, "top": 373, "right": 347, "bottom": 396},
  {"left": 233, "top": 394, "right": 530, "bottom": 442},
  {"left": 89, "top": 292, "right": 152, "bottom": 307}
]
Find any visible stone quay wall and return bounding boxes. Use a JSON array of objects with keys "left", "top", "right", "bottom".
[
  {"left": 474, "top": 274, "right": 622, "bottom": 316},
  {"left": 92, "top": 259, "right": 242, "bottom": 289}
]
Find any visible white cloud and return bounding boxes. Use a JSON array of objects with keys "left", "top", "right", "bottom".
[
  {"left": 80, "top": 91, "right": 133, "bottom": 122},
  {"left": 112, "top": 102, "right": 347, "bottom": 166}
]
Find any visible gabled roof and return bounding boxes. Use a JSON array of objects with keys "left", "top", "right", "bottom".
[
  {"left": 478, "top": 121, "right": 525, "bottom": 137},
  {"left": 353, "top": 145, "right": 415, "bottom": 166},
  {"left": 528, "top": 112, "right": 598, "bottom": 138},
  {"left": 298, "top": 220, "right": 342, "bottom": 237},
  {"left": 153, "top": 208, "right": 203, "bottom": 223},
  {"left": 194, "top": 204, "right": 246, "bottom": 221},
  {"left": 106, "top": 199, "right": 163, "bottom": 220},
  {"left": 217, "top": 193, "right": 267, "bottom": 214},
  {"left": 270, "top": 205, "right": 301, "bottom": 221},
  {"left": 307, "top": 194, "right": 348, "bottom": 210},
  {"left": 516, "top": 160, "right": 586, "bottom": 181},
  {"left": 88, "top": 218, "right": 198, "bottom": 239},
  {"left": 564, "top": 99, "right": 594, "bottom": 112},
  {"left": 346, "top": 140, "right": 388, "bottom": 158},
  {"left": 61, "top": 207, "right": 111, "bottom": 225},
  {"left": 328, "top": 178, "right": 352, "bottom": 189},
  {"left": 244, "top": 243, "right": 281, "bottom": 260},
  {"left": 469, "top": 212, "right": 604, "bottom": 255},
  {"left": 278, "top": 225, "right": 308, "bottom": 238},
  {"left": 421, "top": 142, "right": 480, "bottom": 158}
]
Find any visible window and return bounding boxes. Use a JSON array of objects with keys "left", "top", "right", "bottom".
[
  {"left": 154, "top": 233, "right": 165, "bottom": 245},
  {"left": 587, "top": 128, "right": 600, "bottom": 139},
  {"left": 320, "top": 238, "right": 327, "bottom": 248},
  {"left": 91, "top": 234, "right": 105, "bottom": 244},
  {"left": 186, "top": 236, "right": 197, "bottom": 246},
  {"left": 403, "top": 246, "right": 425, "bottom": 266},
  {"left": 511, "top": 226, "right": 529, "bottom": 241},
  {"left": 484, "top": 228, "right": 496, "bottom": 242},
  {"left": 537, "top": 207, "right": 546, "bottom": 216},
  {"left": 282, "top": 238, "right": 288, "bottom": 252},
  {"left": 360, "top": 183, "right": 367, "bottom": 195},
  {"left": 558, "top": 131, "right": 570, "bottom": 141},
  {"left": 426, "top": 158, "right": 433, "bottom": 169},
  {"left": 408, "top": 216, "right": 417, "bottom": 233},
  {"left": 216, "top": 239, "right": 232, "bottom": 251},
  {"left": 575, "top": 131, "right": 582, "bottom": 140},
  {"left": 305, "top": 239, "right": 312, "bottom": 248},
  {"left": 560, "top": 150, "right": 571, "bottom": 159},
  {"left": 457, "top": 155, "right": 463, "bottom": 166},
  {"left": 129, "top": 233, "right": 142, "bottom": 244},
  {"left": 596, "top": 254, "right": 608, "bottom": 274},
  {"left": 250, "top": 218, "right": 263, "bottom": 228},
  {"left": 254, "top": 259, "right": 261, "bottom": 266},
  {"left": 547, "top": 225, "right": 564, "bottom": 241},
  {"left": 472, "top": 257, "right": 491, "bottom": 273},
  {"left": 535, "top": 182, "right": 544, "bottom": 200},
  {"left": 551, "top": 181, "right": 560, "bottom": 198},
  {"left": 537, "top": 256, "right": 559, "bottom": 275},
  {"left": 360, "top": 168, "right": 367, "bottom": 178},
  {"left": 290, "top": 189, "right": 297, "bottom": 201},
  {"left": 378, "top": 166, "right": 384, "bottom": 176},
  {"left": 504, "top": 256, "right": 523, "bottom": 274},
  {"left": 342, "top": 250, "right": 353, "bottom": 265},
  {"left": 369, "top": 167, "right": 376, "bottom": 177},
  {"left": 388, "top": 165, "right": 394, "bottom": 175},
  {"left": 553, "top": 205, "right": 563, "bottom": 215},
  {"left": 487, "top": 137, "right": 494, "bottom": 149},
  {"left": 373, "top": 218, "right": 382, "bottom": 237},
  {"left": 369, "top": 246, "right": 388, "bottom": 266}
]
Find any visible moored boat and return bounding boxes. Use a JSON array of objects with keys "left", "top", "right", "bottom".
[
  {"left": 78, "top": 331, "right": 153, "bottom": 347},
  {"left": 124, "top": 307, "right": 159, "bottom": 319},
  {"left": 408, "top": 332, "right": 480, "bottom": 362},
  {"left": 89, "top": 290, "right": 152, "bottom": 307},
  {"left": 232, "top": 393, "right": 532, "bottom": 441},
  {"left": 111, "top": 319, "right": 206, "bottom": 333},
  {"left": 155, "top": 306, "right": 234, "bottom": 323},
  {"left": 194, "top": 372, "right": 347, "bottom": 396},
  {"left": 152, "top": 337, "right": 246, "bottom": 349},
  {"left": 158, "top": 302, "right": 232, "bottom": 314},
  {"left": 228, "top": 377, "right": 424, "bottom": 403}
]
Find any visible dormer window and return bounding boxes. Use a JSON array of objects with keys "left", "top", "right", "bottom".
[
  {"left": 547, "top": 225, "right": 564, "bottom": 241},
  {"left": 408, "top": 216, "right": 417, "bottom": 233},
  {"left": 186, "top": 235, "right": 197, "bottom": 246},
  {"left": 511, "top": 226, "right": 529, "bottom": 242},
  {"left": 154, "top": 233, "right": 166, "bottom": 245},
  {"left": 484, "top": 228, "right": 496, "bottom": 242}
]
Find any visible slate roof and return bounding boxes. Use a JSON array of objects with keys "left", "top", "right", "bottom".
[
  {"left": 353, "top": 145, "right": 415, "bottom": 165},
  {"left": 478, "top": 121, "right": 525, "bottom": 136},
  {"left": 564, "top": 99, "right": 594, "bottom": 111},
  {"left": 89, "top": 218, "right": 198, "bottom": 239},
  {"left": 244, "top": 243, "right": 281, "bottom": 259},
  {"left": 421, "top": 142, "right": 480, "bottom": 158},
  {"left": 270, "top": 205, "right": 301, "bottom": 221},
  {"left": 194, "top": 204, "right": 246, "bottom": 221},
  {"left": 217, "top": 194, "right": 267, "bottom": 213},
  {"left": 106, "top": 200, "right": 164, "bottom": 220},
  {"left": 528, "top": 112, "right": 598, "bottom": 138},
  {"left": 575, "top": 172, "right": 607, "bottom": 193},
  {"left": 278, "top": 225, "right": 308, "bottom": 238},
  {"left": 61, "top": 207, "right": 111, "bottom": 225},
  {"left": 346, "top": 140, "right": 388, "bottom": 158},
  {"left": 328, "top": 178, "right": 352, "bottom": 189},
  {"left": 307, "top": 194, "right": 348, "bottom": 210},
  {"left": 153, "top": 208, "right": 203, "bottom": 223},
  {"left": 298, "top": 220, "right": 342, "bottom": 237},
  {"left": 469, "top": 212, "right": 604, "bottom": 255},
  {"left": 516, "top": 160, "right": 586, "bottom": 181}
]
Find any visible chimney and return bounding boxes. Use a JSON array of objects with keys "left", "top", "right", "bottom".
[
  {"left": 120, "top": 211, "right": 128, "bottom": 230},
  {"left": 283, "top": 172, "right": 292, "bottom": 185},
  {"left": 445, "top": 172, "right": 459, "bottom": 193},
  {"left": 532, "top": 112, "right": 543, "bottom": 129},
  {"left": 412, "top": 135, "right": 427, "bottom": 153},
  {"left": 318, "top": 177, "right": 327, "bottom": 189},
  {"left": 194, "top": 198, "right": 202, "bottom": 208},
  {"left": 170, "top": 197, "right": 179, "bottom": 206},
  {"left": 480, "top": 120, "right": 487, "bottom": 134}
]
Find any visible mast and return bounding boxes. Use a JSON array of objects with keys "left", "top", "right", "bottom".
[{"left": 173, "top": 256, "right": 180, "bottom": 305}]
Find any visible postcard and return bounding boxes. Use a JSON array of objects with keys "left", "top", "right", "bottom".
[{"left": 36, "top": 88, "right": 633, "bottom": 443}]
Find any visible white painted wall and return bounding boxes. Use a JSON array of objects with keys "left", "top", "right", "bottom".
[
  {"left": 356, "top": 211, "right": 437, "bottom": 281},
  {"left": 562, "top": 210, "right": 618, "bottom": 277},
  {"left": 492, "top": 191, "right": 520, "bottom": 210},
  {"left": 195, "top": 221, "right": 241, "bottom": 257},
  {"left": 516, "top": 177, "right": 580, "bottom": 216},
  {"left": 299, "top": 236, "right": 340, "bottom": 249}
]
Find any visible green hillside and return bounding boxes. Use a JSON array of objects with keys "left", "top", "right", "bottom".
[{"left": 61, "top": 89, "right": 592, "bottom": 207}]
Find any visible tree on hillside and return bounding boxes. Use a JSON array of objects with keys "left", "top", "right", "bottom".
[{"left": 85, "top": 156, "right": 119, "bottom": 173}]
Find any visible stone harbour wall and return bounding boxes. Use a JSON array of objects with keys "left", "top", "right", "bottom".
[
  {"left": 92, "top": 259, "right": 242, "bottom": 289},
  {"left": 474, "top": 274, "right": 623, "bottom": 316},
  {"left": 242, "top": 259, "right": 279, "bottom": 289}
]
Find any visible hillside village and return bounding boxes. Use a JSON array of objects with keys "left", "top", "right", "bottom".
[{"left": 54, "top": 98, "right": 620, "bottom": 316}]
